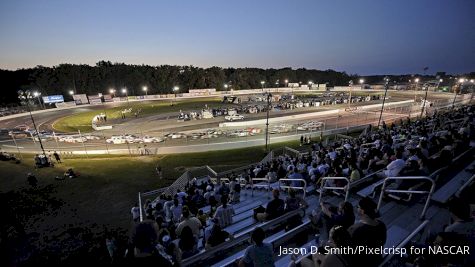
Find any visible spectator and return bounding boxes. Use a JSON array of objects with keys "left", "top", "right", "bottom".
[
  {"left": 178, "top": 226, "right": 198, "bottom": 259},
  {"left": 131, "top": 221, "right": 172, "bottom": 266},
  {"left": 348, "top": 197, "right": 387, "bottom": 267},
  {"left": 239, "top": 227, "right": 274, "bottom": 267},
  {"left": 213, "top": 195, "right": 235, "bottom": 228},
  {"left": 380, "top": 151, "right": 405, "bottom": 178},
  {"left": 205, "top": 223, "right": 231, "bottom": 249},
  {"left": 298, "top": 225, "right": 354, "bottom": 267},
  {"left": 445, "top": 197, "right": 475, "bottom": 236},
  {"left": 176, "top": 207, "right": 202, "bottom": 238},
  {"left": 131, "top": 203, "right": 140, "bottom": 222},
  {"left": 53, "top": 151, "right": 61, "bottom": 163},
  {"left": 256, "top": 189, "right": 285, "bottom": 221},
  {"left": 171, "top": 198, "right": 183, "bottom": 224}
]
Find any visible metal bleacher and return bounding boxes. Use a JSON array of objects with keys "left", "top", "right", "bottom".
[{"left": 137, "top": 105, "right": 475, "bottom": 267}]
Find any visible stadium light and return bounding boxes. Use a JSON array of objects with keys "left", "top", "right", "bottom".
[
  {"left": 69, "top": 90, "right": 74, "bottom": 95},
  {"left": 261, "top": 81, "right": 265, "bottom": 91},
  {"left": 359, "top": 79, "right": 364, "bottom": 84},
  {"left": 415, "top": 78, "right": 420, "bottom": 83},
  {"left": 17, "top": 90, "right": 47, "bottom": 158},
  {"left": 439, "top": 79, "right": 443, "bottom": 83},
  {"left": 224, "top": 84, "right": 228, "bottom": 89},
  {"left": 470, "top": 79, "right": 474, "bottom": 83},
  {"left": 143, "top": 86, "right": 148, "bottom": 96},
  {"left": 459, "top": 78, "right": 465, "bottom": 83}
]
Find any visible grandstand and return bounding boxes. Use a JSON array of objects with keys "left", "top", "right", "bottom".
[{"left": 134, "top": 105, "right": 475, "bottom": 267}]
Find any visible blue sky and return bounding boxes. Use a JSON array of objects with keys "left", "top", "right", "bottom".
[{"left": 0, "top": 0, "right": 474, "bottom": 74}]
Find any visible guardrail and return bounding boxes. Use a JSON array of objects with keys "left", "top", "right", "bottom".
[
  {"left": 318, "top": 177, "right": 349, "bottom": 203},
  {"left": 278, "top": 178, "right": 308, "bottom": 198},
  {"left": 377, "top": 176, "right": 435, "bottom": 220}
]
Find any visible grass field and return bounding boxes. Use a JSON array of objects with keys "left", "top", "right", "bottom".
[
  {"left": 52, "top": 97, "right": 229, "bottom": 133},
  {"left": 0, "top": 140, "right": 303, "bottom": 233}
]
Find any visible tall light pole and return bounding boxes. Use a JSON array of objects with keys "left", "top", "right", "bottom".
[
  {"left": 261, "top": 81, "right": 265, "bottom": 92},
  {"left": 18, "top": 90, "right": 47, "bottom": 158},
  {"left": 453, "top": 78, "right": 464, "bottom": 109},
  {"left": 172, "top": 86, "right": 179, "bottom": 106},
  {"left": 142, "top": 86, "right": 148, "bottom": 96},
  {"left": 33, "top": 91, "right": 44, "bottom": 109},
  {"left": 378, "top": 76, "right": 390, "bottom": 127},
  {"left": 69, "top": 90, "right": 75, "bottom": 101},
  {"left": 109, "top": 88, "right": 116, "bottom": 98},
  {"left": 359, "top": 79, "right": 364, "bottom": 89},
  {"left": 265, "top": 92, "right": 272, "bottom": 152},
  {"left": 122, "top": 88, "right": 129, "bottom": 107},
  {"left": 420, "top": 83, "right": 429, "bottom": 117},
  {"left": 285, "top": 79, "right": 288, "bottom": 87},
  {"left": 414, "top": 78, "right": 420, "bottom": 102},
  {"left": 348, "top": 80, "right": 353, "bottom": 109}
]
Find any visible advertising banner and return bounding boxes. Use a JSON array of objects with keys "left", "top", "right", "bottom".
[
  {"left": 103, "top": 94, "right": 113, "bottom": 102},
  {"left": 55, "top": 101, "right": 77, "bottom": 108},
  {"left": 73, "top": 94, "right": 89, "bottom": 105},
  {"left": 87, "top": 95, "right": 103, "bottom": 105},
  {"left": 42, "top": 95, "right": 64, "bottom": 103}
]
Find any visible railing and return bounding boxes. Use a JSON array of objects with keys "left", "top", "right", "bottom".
[
  {"left": 378, "top": 220, "right": 430, "bottom": 267},
  {"left": 250, "top": 177, "right": 271, "bottom": 197},
  {"left": 377, "top": 176, "right": 435, "bottom": 220},
  {"left": 278, "top": 178, "right": 308, "bottom": 198},
  {"left": 319, "top": 177, "right": 349, "bottom": 203},
  {"left": 182, "top": 207, "right": 305, "bottom": 266}
]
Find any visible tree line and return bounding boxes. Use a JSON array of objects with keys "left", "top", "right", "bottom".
[{"left": 0, "top": 61, "right": 354, "bottom": 105}]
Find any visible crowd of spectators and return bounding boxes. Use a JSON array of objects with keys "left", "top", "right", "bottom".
[{"left": 125, "top": 105, "right": 474, "bottom": 266}]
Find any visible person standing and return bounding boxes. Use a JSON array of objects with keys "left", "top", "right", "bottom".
[{"left": 53, "top": 151, "right": 61, "bottom": 163}]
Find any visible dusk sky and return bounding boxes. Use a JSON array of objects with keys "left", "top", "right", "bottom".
[{"left": 0, "top": 0, "right": 474, "bottom": 75}]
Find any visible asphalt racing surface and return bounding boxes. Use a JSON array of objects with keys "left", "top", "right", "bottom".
[{"left": 0, "top": 91, "right": 460, "bottom": 155}]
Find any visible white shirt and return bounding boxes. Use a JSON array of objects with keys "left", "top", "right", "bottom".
[{"left": 384, "top": 159, "right": 405, "bottom": 177}]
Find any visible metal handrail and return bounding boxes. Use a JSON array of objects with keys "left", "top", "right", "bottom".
[
  {"left": 278, "top": 178, "right": 307, "bottom": 198},
  {"left": 378, "top": 220, "right": 430, "bottom": 267},
  {"left": 377, "top": 176, "right": 435, "bottom": 219},
  {"left": 251, "top": 177, "right": 271, "bottom": 196},
  {"left": 319, "top": 177, "right": 350, "bottom": 203}
]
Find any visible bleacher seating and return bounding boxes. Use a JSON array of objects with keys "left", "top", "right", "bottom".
[{"left": 135, "top": 104, "right": 475, "bottom": 267}]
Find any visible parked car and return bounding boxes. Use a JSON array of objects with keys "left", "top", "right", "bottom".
[{"left": 225, "top": 114, "right": 244, "bottom": 121}]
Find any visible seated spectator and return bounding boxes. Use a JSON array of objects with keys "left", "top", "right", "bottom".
[
  {"left": 64, "top": 168, "right": 77, "bottom": 178},
  {"left": 445, "top": 197, "right": 475, "bottom": 236},
  {"left": 238, "top": 227, "right": 274, "bottom": 267},
  {"left": 348, "top": 197, "right": 387, "bottom": 267},
  {"left": 176, "top": 207, "right": 202, "bottom": 238},
  {"left": 311, "top": 201, "right": 355, "bottom": 243},
  {"left": 349, "top": 162, "right": 362, "bottom": 182},
  {"left": 255, "top": 189, "right": 285, "bottom": 221},
  {"left": 298, "top": 225, "right": 354, "bottom": 267},
  {"left": 205, "top": 223, "right": 231, "bottom": 249},
  {"left": 213, "top": 195, "right": 235, "bottom": 228},
  {"left": 131, "top": 221, "right": 172, "bottom": 266},
  {"left": 197, "top": 209, "right": 208, "bottom": 227},
  {"left": 178, "top": 226, "right": 198, "bottom": 259},
  {"left": 379, "top": 152, "right": 405, "bottom": 178}
]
